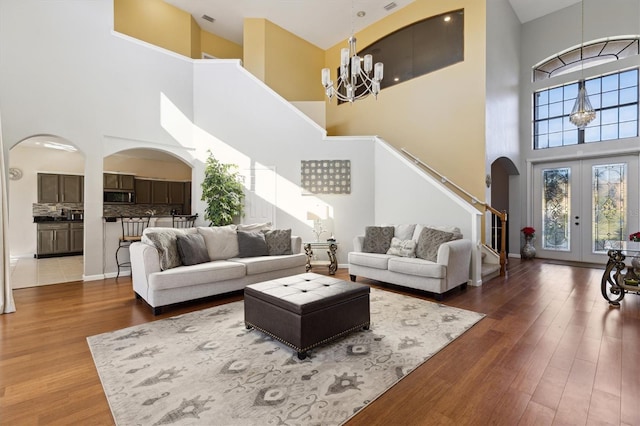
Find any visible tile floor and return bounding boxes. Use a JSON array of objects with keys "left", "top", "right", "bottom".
[{"left": 10, "top": 255, "right": 84, "bottom": 289}]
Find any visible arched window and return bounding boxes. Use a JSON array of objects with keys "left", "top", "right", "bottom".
[
  {"left": 532, "top": 38, "right": 639, "bottom": 149},
  {"left": 533, "top": 38, "right": 639, "bottom": 81}
]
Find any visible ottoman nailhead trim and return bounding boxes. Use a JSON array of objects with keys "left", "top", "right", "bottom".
[{"left": 245, "top": 321, "right": 371, "bottom": 353}]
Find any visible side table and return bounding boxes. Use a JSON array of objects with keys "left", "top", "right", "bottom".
[
  {"left": 601, "top": 244, "right": 640, "bottom": 306},
  {"left": 304, "top": 241, "right": 338, "bottom": 275}
]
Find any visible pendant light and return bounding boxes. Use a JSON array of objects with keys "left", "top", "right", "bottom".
[{"left": 569, "top": 0, "right": 596, "bottom": 129}]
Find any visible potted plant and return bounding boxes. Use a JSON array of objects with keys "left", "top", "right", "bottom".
[{"left": 200, "top": 152, "right": 245, "bottom": 226}]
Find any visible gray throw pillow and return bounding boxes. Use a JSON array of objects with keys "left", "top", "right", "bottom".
[
  {"left": 415, "top": 227, "right": 456, "bottom": 262},
  {"left": 362, "top": 226, "right": 395, "bottom": 254},
  {"left": 263, "top": 229, "right": 292, "bottom": 255},
  {"left": 176, "top": 233, "right": 210, "bottom": 266},
  {"left": 237, "top": 230, "right": 269, "bottom": 257}
]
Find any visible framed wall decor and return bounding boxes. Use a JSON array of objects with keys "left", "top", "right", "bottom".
[{"left": 301, "top": 160, "right": 351, "bottom": 194}]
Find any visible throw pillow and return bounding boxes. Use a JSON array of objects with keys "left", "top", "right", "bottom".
[
  {"left": 197, "top": 225, "right": 239, "bottom": 260},
  {"left": 362, "top": 226, "right": 395, "bottom": 254},
  {"left": 237, "top": 230, "right": 269, "bottom": 257},
  {"left": 263, "top": 229, "right": 292, "bottom": 255},
  {"left": 176, "top": 233, "right": 209, "bottom": 266},
  {"left": 415, "top": 227, "right": 456, "bottom": 262},
  {"left": 142, "top": 229, "right": 189, "bottom": 270},
  {"left": 386, "top": 237, "right": 417, "bottom": 258}
]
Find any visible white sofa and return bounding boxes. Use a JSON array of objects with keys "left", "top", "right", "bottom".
[
  {"left": 348, "top": 224, "right": 472, "bottom": 300},
  {"left": 130, "top": 225, "right": 307, "bottom": 314}
]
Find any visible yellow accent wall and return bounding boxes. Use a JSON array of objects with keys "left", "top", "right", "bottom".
[
  {"left": 114, "top": 0, "right": 241, "bottom": 60},
  {"left": 190, "top": 16, "right": 201, "bottom": 59},
  {"left": 244, "top": 18, "right": 324, "bottom": 101},
  {"left": 201, "top": 30, "right": 243, "bottom": 59},
  {"left": 325, "top": 0, "right": 487, "bottom": 200},
  {"left": 114, "top": 0, "right": 193, "bottom": 57}
]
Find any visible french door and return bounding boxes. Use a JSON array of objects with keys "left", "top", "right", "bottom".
[{"left": 532, "top": 155, "right": 639, "bottom": 263}]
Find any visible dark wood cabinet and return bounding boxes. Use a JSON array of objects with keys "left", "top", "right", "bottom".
[
  {"left": 38, "top": 174, "right": 83, "bottom": 203},
  {"left": 168, "top": 181, "right": 184, "bottom": 204},
  {"left": 70, "top": 223, "right": 84, "bottom": 252},
  {"left": 151, "top": 181, "right": 169, "bottom": 204},
  {"left": 135, "top": 179, "right": 152, "bottom": 204},
  {"left": 37, "top": 223, "right": 70, "bottom": 256},
  {"left": 38, "top": 174, "right": 60, "bottom": 203},
  {"left": 37, "top": 222, "right": 83, "bottom": 257},
  {"left": 104, "top": 173, "right": 135, "bottom": 190}
]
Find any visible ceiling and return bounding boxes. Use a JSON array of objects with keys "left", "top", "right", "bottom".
[{"left": 164, "top": 0, "right": 581, "bottom": 50}]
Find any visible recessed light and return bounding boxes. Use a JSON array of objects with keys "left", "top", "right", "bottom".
[
  {"left": 444, "top": 16, "right": 451, "bottom": 22},
  {"left": 394, "top": 77, "right": 400, "bottom": 82},
  {"left": 357, "top": 11, "right": 366, "bottom": 18}
]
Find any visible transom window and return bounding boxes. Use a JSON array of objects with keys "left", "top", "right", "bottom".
[
  {"left": 534, "top": 38, "right": 639, "bottom": 81},
  {"left": 533, "top": 68, "right": 639, "bottom": 149}
]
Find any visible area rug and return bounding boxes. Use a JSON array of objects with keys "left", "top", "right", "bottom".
[{"left": 87, "top": 288, "right": 484, "bottom": 425}]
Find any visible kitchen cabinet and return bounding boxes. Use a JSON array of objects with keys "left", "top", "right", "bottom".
[
  {"left": 104, "top": 173, "right": 135, "bottom": 191},
  {"left": 37, "top": 173, "right": 83, "bottom": 203},
  {"left": 37, "top": 222, "right": 83, "bottom": 257},
  {"left": 70, "top": 223, "right": 84, "bottom": 252},
  {"left": 135, "top": 179, "right": 152, "bottom": 204},
  {"left": 168, "top": 181, "right": 184, "bottom": 204},
  {"left": 151, "top": 181, "right": 169, "bottom": 204}
]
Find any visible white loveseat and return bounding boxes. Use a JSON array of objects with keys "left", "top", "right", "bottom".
[
  {"left": 348, "top": 224, "right": 472, "bottom": 300},
  {"left": 130, "top": 224, "right": 307, "bottom": 314}
]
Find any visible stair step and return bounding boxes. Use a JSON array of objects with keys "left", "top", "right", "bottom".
[{"left": 481, "top": 262, "right": 501, "bottom": 281}]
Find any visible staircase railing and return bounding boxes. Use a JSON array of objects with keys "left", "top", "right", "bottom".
[{"left": 400, "top": 148, "right": 508, "bottom": 276}]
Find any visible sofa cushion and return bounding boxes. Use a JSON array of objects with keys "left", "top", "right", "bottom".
[
  {"left": 148, "top": 260, "right": 246, "bottom": 291},
  {"left": 388, "top": 257, "right": 446, "bottom": 279},
  {"left": 348, "top": 251, "right": 393, "bottom": 270},
  {"left": 362, "top": 226, "right": 395, "bottom": 254},
  {"left": 415, "top": 227, "right": 457, "bottom": 262},
  {"left": 237, "top": 222, "right": 272, "bottom": 232},
  {"left": 230, "top": 253, "right": 307, "bottom": 275},
  {"left": 142, "top": 228, "right": 194, "bottom": 270},
  {"left": 176, "top": 233, "right": 210, "bottom": 266},
  {"left": 383, "top": 224, "right": 416, "bottom": 241},
  {"left": 263, "top": 229, "right": 292, "bottom": 255},
  {"left": 386, "top": 237, "right": 417, "bottom": 258},
  {"left": 237, "top": 230, "right": 269, "bottom": 257},
  {"left": 197, "top": 225, "right": 239, "bottom": 260}
]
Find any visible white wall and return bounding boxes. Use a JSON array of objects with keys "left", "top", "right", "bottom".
[
  {"left": 516, "top": 0, "right": 640, "bottom": 253},
  {"left": 485, "top": 0, "right": 522, "bottom": 253}
]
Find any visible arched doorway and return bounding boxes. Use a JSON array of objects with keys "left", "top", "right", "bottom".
[
  {"left": 9, "top": 135, "right": 85, "bottom": 288},
  {"left": 490, "top": 157, "right": 519, "bottom": 254}
]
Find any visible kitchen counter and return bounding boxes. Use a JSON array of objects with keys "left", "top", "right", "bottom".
[{"left": 34, "top": 216, "right": 83, "bottom": 223}]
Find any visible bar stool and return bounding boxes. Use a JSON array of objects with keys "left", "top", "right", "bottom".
[
  {"left": 116, "top": 216, "right": 151, "bottom": 279},
  {"left": 172, "top": 213, "right": 198, "bottom": 228}
]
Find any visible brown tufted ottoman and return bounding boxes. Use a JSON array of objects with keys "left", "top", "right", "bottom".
[{"left": 244, "top": 272, "right": 370, "bottom": 359}]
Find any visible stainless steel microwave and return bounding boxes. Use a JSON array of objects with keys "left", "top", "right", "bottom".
[{"left": 104, "top": 191, "right": 135, "bottom": 203}]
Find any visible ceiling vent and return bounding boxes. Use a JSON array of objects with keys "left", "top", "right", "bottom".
[
  {"left": 383, "top": 2, "right": 397, "bottom": 11},
  {"left": 201, "top": 14, "right": 215, "bottom": 23}
]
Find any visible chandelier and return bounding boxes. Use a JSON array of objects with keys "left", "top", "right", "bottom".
[
  {"left": 321, "top": 35, "right": 384, "bottom": 103},
  {"left": 569, "top": 0, "right": 596, "bottom": 129}
]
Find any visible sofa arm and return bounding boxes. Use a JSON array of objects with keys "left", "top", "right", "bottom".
[
  {"left": 130, "top": 242, "right": 161, "bottom": 299},
  {"left": 291, "top": 236, "right": 302, "bottom": 254},
  {"left": 437, "top": 239, "right": 472, "bottom": 287},
  {"left": 353, "top": 236, "right": 364, "bottom": 252}
]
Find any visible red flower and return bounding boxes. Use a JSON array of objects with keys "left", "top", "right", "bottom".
[
  {"left": 630, "top": 231, "right": 640, "bottom": 242},
  {"left": 521, "top": 227, "right": 535, "bottom": 237}
]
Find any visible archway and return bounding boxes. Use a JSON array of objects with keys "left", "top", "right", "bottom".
[
  {"left": 9, "top": 135, "right": 85, "bottom": 288},
  {"left": 489, "top": 156, "right": 519, "bottom": 254}
]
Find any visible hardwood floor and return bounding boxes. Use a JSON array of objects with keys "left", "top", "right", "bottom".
[{"left": 1, "top": 259, "right": 638, "bottom": 425}]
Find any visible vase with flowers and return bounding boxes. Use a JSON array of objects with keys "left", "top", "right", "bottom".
[
  {"left": 630, "top": 231, "right": 640, "bottom": 243},
  {"left": 521, "top": 226, "right": 536, "bottom": 259}
]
